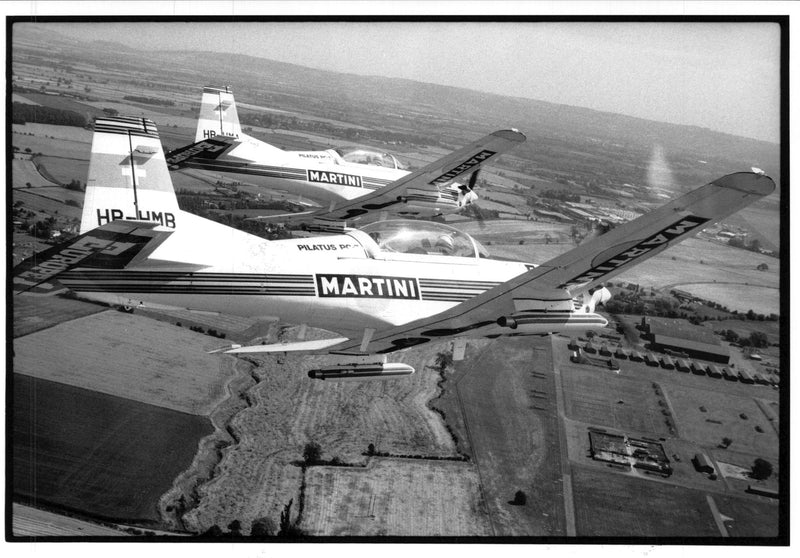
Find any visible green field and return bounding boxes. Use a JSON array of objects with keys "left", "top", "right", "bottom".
[
  {"left": 13, "top": 373, "right": 213, "bottom": 523},
  {"left": 561, "top": 365, "right": 672, "bottom": 436},
  {"left": 13, "top": 295, "right": 106, "bottom": 338},
  {"left": 571, "top": 465, "right": 720, "bottom": 537},
  {"left": 663, "top": 384, "right": 778, "bottom": 459},
  {"left": 446, "top": 337, "right": 565, "bottom": 536}
]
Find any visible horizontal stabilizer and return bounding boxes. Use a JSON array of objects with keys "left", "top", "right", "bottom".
[
  {"left": 215, "top": 337, "right": 350, "bottom": 354},
  {"left": 166, "top": 136, "right": 237, "bottom": 170},
  {"left": 13, "top": 221, "right": 173, "bottom": 296}
]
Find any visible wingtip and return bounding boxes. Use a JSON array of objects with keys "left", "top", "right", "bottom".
[
  {"left": 493, "top": 129, "right": 527, "bottom": 143},
  {"left": 713, "top": 171, "right": 776, "bottom": 197}
]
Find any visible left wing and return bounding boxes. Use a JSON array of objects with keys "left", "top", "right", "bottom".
[{"left": 309, "top": 129, "right": 525, "bottom": 224}]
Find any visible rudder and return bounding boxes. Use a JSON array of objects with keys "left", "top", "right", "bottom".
[
  {"left": 80, "top": 116, "right": 180, "bottom": 234},
  {"left": 195, "top": 85, "right": 242, "bottom": 142}
]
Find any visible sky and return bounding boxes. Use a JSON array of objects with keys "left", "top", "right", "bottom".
[{"left": 22, "top": 19, "right": 783, "bottom": 143}]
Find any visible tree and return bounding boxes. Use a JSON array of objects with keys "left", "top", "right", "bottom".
[
  {"left": 512, "top": 490, "right": 527, "bottom": 505},
  {"left": 250, "top": 517, "right": 275, "bottom": 537},
  {"left": 748, "top": 331, "right": 769, "bottom": 349},
  {"left": 303, "top": 441, "right": 322, "bottom": 464},
  {"left": 227, "top": 520, "right": 242, "bottom": 537},
  {"left": 751, "top": 458, "right": 773, "bottom": 480},
  {"left": 721, "top": 437, "right": 733, "bottom": 448},
  {"left": 201, "top": 525, "right": 223, "bottom": 537},
  {"left": 367, "top": 443, "right": 376, "bottom": 456},
  {"left": 435, "top": 351, "right": 453, "bottom": 373},
  {"left": 757, "top": 262, "right": 769, "bottom": 271}
]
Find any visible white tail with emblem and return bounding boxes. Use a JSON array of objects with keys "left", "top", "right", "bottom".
[
  {"left": 195, "top": 85, "right": 242, "bottom": 142},
  {"left": 80, "top": 116, "right": 180, "bottom": 234}
]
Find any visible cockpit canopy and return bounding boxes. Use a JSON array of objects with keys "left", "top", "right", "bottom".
[
  {"left": 334, "top": 147, "right": 404, "bottom": 170},
  {"left": 359, "top": 219, "right": 490, "bottom": 259}
]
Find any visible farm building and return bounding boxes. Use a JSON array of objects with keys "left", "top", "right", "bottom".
[
  {"left": 614, "top": 346, "right": 629, "bottom": 359},
  {"left": 568, "top": 338, "right": 579, "bottom": 351},
  {"left": 640, "top": 317, "right": 721, "bottom": 346},
  {"left": 649, "top": 334, "right": 730, "bottom": 364},
  {"left": 739, "top": 369, "right": 755, "bottom": 384},
  {"left": 753, "top": 372, "right": 769, "bottom": 385},
  {"left": 660, "top": 355, "right": 675, "bottom": 370},
  {"left": 746, "top": 485, "right": 779, "bottom": 499},
  {"left": 584, "top": 340, "right": 597, "bottom": 354},
  {"left": 669, "top": 289, "right": 698, "bottom": 303},
  {"left": 630, "top": 351, "right": 644, "bottom": 363},
  {"left": 599, "top": 344, "right": 612, "bottom": 357},
  {"left": 645, "top": 352, "right": 660, "bottom": 367},
  {"left": 692, "top": 453, "right": 715, "bottom": 474},
  {"left": 708, "top": 365, "right": 723, "bottom": 379},
  {"left": 690, "top": 361, "right": 707, "bottom": 376},
  {"left": 676, "top": 359, "right": 691, "bottom": 373},
  {"left": 722, "top": 367, "right": 739, "bottom": 381}
]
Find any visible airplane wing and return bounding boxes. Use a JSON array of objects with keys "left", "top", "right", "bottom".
[
  {"left": 308, "top": 171, "right": 775, "bottom": 355},
  {"left": 165, "top": 136, "right": 239, "bottom": 170},
  {"left": 308, "top": 129, "right": 526, "bottom": 223},
  {"left": 13, "top": 221, "right": 173, "bottom": 296}
]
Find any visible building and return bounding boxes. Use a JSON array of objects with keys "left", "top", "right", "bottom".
[
  {"left": 746, "top": 485, "right": 779, "bottom": 499},
  {"left": 739, "top": 369, "right": 755, "bottom": 384},
  {"left": 693, "top": 453, "right": 715, "bottom": 474},
  {"left": 676, "top": 359, "right": 691, "bottom": 373},
  {"left": 649, "top": 334, "right": 730, "bottom": 364},
  {"left": 690, "top": 361, "right": 707, "bottom": 375},
  {"left": 722, "top": 367, "right": 738, "bottom": 381}
]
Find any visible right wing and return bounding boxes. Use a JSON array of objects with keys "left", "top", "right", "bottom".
[
  {"left": 306, "top": 129, "right": 526, "bottom": 224},
  {"left": 312, "top": 171, "right": 775, "bottom": 355}
]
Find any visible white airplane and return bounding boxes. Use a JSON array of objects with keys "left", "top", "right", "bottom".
[
  {"left": 165, "top": 85, "right": 484, "bottom": 222},
  {"left": 13, "top": 116, "right": 775, "bottom": 380}
]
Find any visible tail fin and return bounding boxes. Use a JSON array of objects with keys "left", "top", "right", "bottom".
[
  {"left": 195, "top": 85, "right": 242, "bottom": 142},
  {"left": 80, "top": 116, "right": 180, "bottom": 234}
]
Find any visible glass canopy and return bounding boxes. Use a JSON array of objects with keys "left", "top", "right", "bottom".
[
  {"left": 334, "top": 147, "right": 404, "bottom": 170},
  {"left": 358, "top": 219, "right": 490, "bottom": 259}
]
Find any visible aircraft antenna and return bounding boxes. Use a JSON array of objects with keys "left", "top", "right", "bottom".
[
  {"left": 127, "top": 127, "right": 140, "bottom": 218},
  {"left": 218, "top": 91, "right": 224, "bottom": 135}
]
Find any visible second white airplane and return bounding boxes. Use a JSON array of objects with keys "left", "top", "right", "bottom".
[{"left": 165, "top": 85, "right": 488, "bottom": 220}]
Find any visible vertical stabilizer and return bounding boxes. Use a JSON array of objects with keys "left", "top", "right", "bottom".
[
  {"left": 80, "top": 116, "right": 180, "bottom": 234},
  {"left": 195, "top": 85, "right": 242, "bottom": 142}
]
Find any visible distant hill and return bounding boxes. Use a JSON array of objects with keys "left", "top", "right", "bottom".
[{"left": 13, "top": 23, "right": 781, "bottom": 188}]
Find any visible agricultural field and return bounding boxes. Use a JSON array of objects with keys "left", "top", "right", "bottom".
[
  {"left": 571, "top": 464, "right": 721, "bottom": 537},
  {"left": 12, "top": 124, "right": 92, "bottom": 160},
  {"left": 712, "top": 494, "right": 779, "bottom": 538},
  {"left": 12, "top": 295, "right": 106, "bottom": 338},
  {"left": 12, "top": 189, "right": 82, "bottom": 219},
  {"left": 12, "top": 504, "right": 130, "bottom": 537},
  {"left": 446, "top": 337, "right": 564, "bottom": 536},
  {"left": 13, "top": 373, "right": 213, "bottom": 523},
  {"left": 11, "top": 158, "right": 60, "bottom": 188},
  {"left": 37, "top": 156, "right": 90, "bottom": 186},
  {"left": 661, "top": 384, "right": 779, "bottom": 459},
  {"left": 303, "top": 458, "right": 490, "bottom": 536},
  {"left": 560, "top": 365, "right": 671, "bottom": 436},
  {"left": 13, "top": 309, "right": 235, "bottom": 414},
  {"left": 677, "top": 284, "right": 779, "bottom": 316},
  {"left": 616, "top": 237, "right": 779, "bottom": 290},
  {"left": 182, "top": 340, "right": 459, "bottom": 535}
]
